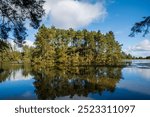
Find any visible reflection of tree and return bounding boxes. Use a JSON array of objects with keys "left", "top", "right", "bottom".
[
  {"left": 0, "top": 69, "right": 10, "bottom": 83},
  {"left": 0, "top": 64, "right": 31, "bottom": 82},
  {"left": 0, "top": 64, "right": 123, "bottom": 100},
  {"left": 0, "top": 64, "right": 19, "bottom": 82},
  {"left": 32, "top": 67, "right": 122, "bottom": 100},
  {"left": 22, "top": 64, "right": 32, "bottom": 77}
]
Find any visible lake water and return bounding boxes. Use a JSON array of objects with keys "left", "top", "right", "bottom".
[{"left": 0, "top": 60, "right": 150, "bottom": 100}]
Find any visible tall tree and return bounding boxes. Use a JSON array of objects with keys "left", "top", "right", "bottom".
[
  {"left": 33, "top": 25, "right": 55, "bottom": 66},
  {"left": 22, "top": 45, "right": 33, "bottom": 63},
  {"left": 32, "top": 26, "right": 123, "bottom": 67},
  {"left": 0, "top": 0, "right": 45, "bottom": 45}
]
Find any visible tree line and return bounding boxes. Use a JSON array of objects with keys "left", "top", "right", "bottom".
[
  {"left": 32, "top": 25, "right": 123, "bottom": 67},
  {"left": 0, "top": 0, "right": 149, "bottom": 66},
  {"left": 1, "top": 25, "right": 127, "bottom": 67}
]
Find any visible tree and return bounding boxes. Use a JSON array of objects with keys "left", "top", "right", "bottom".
[
  {"left": 22, "top": 45, "right": 33, "bottom": 63},
  {"left": 0, "top": 42, "right": 10, "bottom": 62},
  {"left": 130, "top": 16, "right": 150, "bottom": 37},
  {"left": 33, "top": 25, "right": 55, "bottom": 66},
  {"left": 32, "top": 26, "right": 123, "bottom": 67},
  {"left": 0, "top": 40, "right": 9, "bottom": 52},
  {"left": 0, "top": 41, "right": 22, "bottom": 63},
  {"left": 146, "top": 56, "right": 150, "bottom": 59},
  {"left": 0, "top": 0, "right": 45, "bottom": 45}
]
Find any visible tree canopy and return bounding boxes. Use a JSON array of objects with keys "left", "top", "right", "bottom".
[
  {"left": 32, "top": 25, "right": 123, "bottom": 67},
  {"left": 130, "top": 16, "right": 150, "bottom": 37},
  {"left": 0, "top": 25, "right": 126, "bottom": 66},
  {"left": 0, "top": 0, "right": 45, "bottom": 45}
]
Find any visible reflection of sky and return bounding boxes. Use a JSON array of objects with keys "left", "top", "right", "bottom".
[
  {"left": 1, "top": 60, "right": 150, "bottom": 100},
  {"left": 131, "top": 60, "right": 150, "bottom": 64},
  {"left": 0, "top": 79, "right": 36, "bottom": 99},
  {"left": 0, "top": 69, "right": 36, "bottom": 100},
  {"left": 126, "top": 68, "right": 150, "bottom": 80},
  {"left": 6, "top": 69, "right": 33, "bottom": 81},
  {"left": 117, "top": 67, "right": 150, "bottom": 96}
]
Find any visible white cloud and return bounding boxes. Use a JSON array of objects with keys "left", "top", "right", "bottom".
[
  {"left": 44, "top": 0, "right": 107, "bottom": 29},
  {"left": 130, "top": 39, "right": 150, "bottom": 51},
  {"left": 9, "top": 39, "right": 34, "bottom": 47},
  {"left": 130, "top": 68, "right": 150, "bottom": 80},
  {"left": 125, "top": 39, "right": 150, "bottom": 57},
  {"left": 24, "top": 40, "right": 34, "bottom": 47},
  {"left": 114, "top": 31, "right": 123, "bottom": 35},
  {"left": 117, "top": 67, "right": 150, "bottom": 95},
  {"left": 8, "top": 39, "right": 34, "bottom": 52}
]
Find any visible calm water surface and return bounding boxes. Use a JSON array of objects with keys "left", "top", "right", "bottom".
[{"left": 0, "top": 60, "right": 150, "bottom": 100}]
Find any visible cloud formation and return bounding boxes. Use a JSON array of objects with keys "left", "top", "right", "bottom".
[
  {"left": 129, "top": 39, "right": 150, "bottom": 51},
  {"left": 8, "top": 39, "right": 34, "bottom": 52},
  {"left": 125, "top": 39, "right": 150, "bottom": 57},
  {"left": 44, "top": 0, "right": 107, "bottom": 29}
]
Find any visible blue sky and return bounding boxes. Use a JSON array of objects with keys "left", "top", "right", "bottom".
[
  {"left": 26, "top": 0, "right": 150, "bottom": 57},
  {"left": 87, "top": 0, "right": 150, "bottom": 57}
]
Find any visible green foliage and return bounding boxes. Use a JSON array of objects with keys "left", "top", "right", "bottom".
[
  {"left": 0, "top": 41, "right": 22, "bottom": 63},
  {"left": 32, "top": 25, "right": 56, "bottom": 66},
  {"left": 130, "top": 16, "right": 150, "bottom": 37},
  {"left": 0, "top": 0, "right": 45, "bottom": 44},
  {"left": 32, "top": 25, "right": 123, "bottom": 67},
  {"left": 22, "top": 45, "right": 33, "bottom": 63},
  {"left": 122, "top": 52, "right": 133, "bottom": 59},
  {"left": 0, "top": 25, "right": 124, "bottom": 66}
]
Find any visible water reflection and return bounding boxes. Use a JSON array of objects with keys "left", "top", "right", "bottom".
[
  {"left": 0, "top": 64, "right": 20, "bottom": 82},
  {"left": 117, "top": 67, "right": 150, "bottom": 96},
  {"left": 32, "top": 67, "right": 122, "bottom": 100},
  {"left": 1, "top": 61, "right": 150, "bottom": 100},
  {"left": 0, "top": 64, "right": 122, "bottom": 99},
  {"left": 0, "top": 64, "right": 32, "bottom": 82},
  {"left": 126, "top": 68, "right": 150, "bottom": 80}
]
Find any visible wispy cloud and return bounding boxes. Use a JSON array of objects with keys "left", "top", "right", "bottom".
[
  {"left": 114, "top": 31, "right": 123, "bottom": 35},
  {"left": 129, "top": 39, "right": 150, "bottom": 51},
  {"left": 43, "top": 0, "right": 107, "bottom": 29},
  {"left": 125, "top": 39, "right": 150, "bottom": 57}
]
